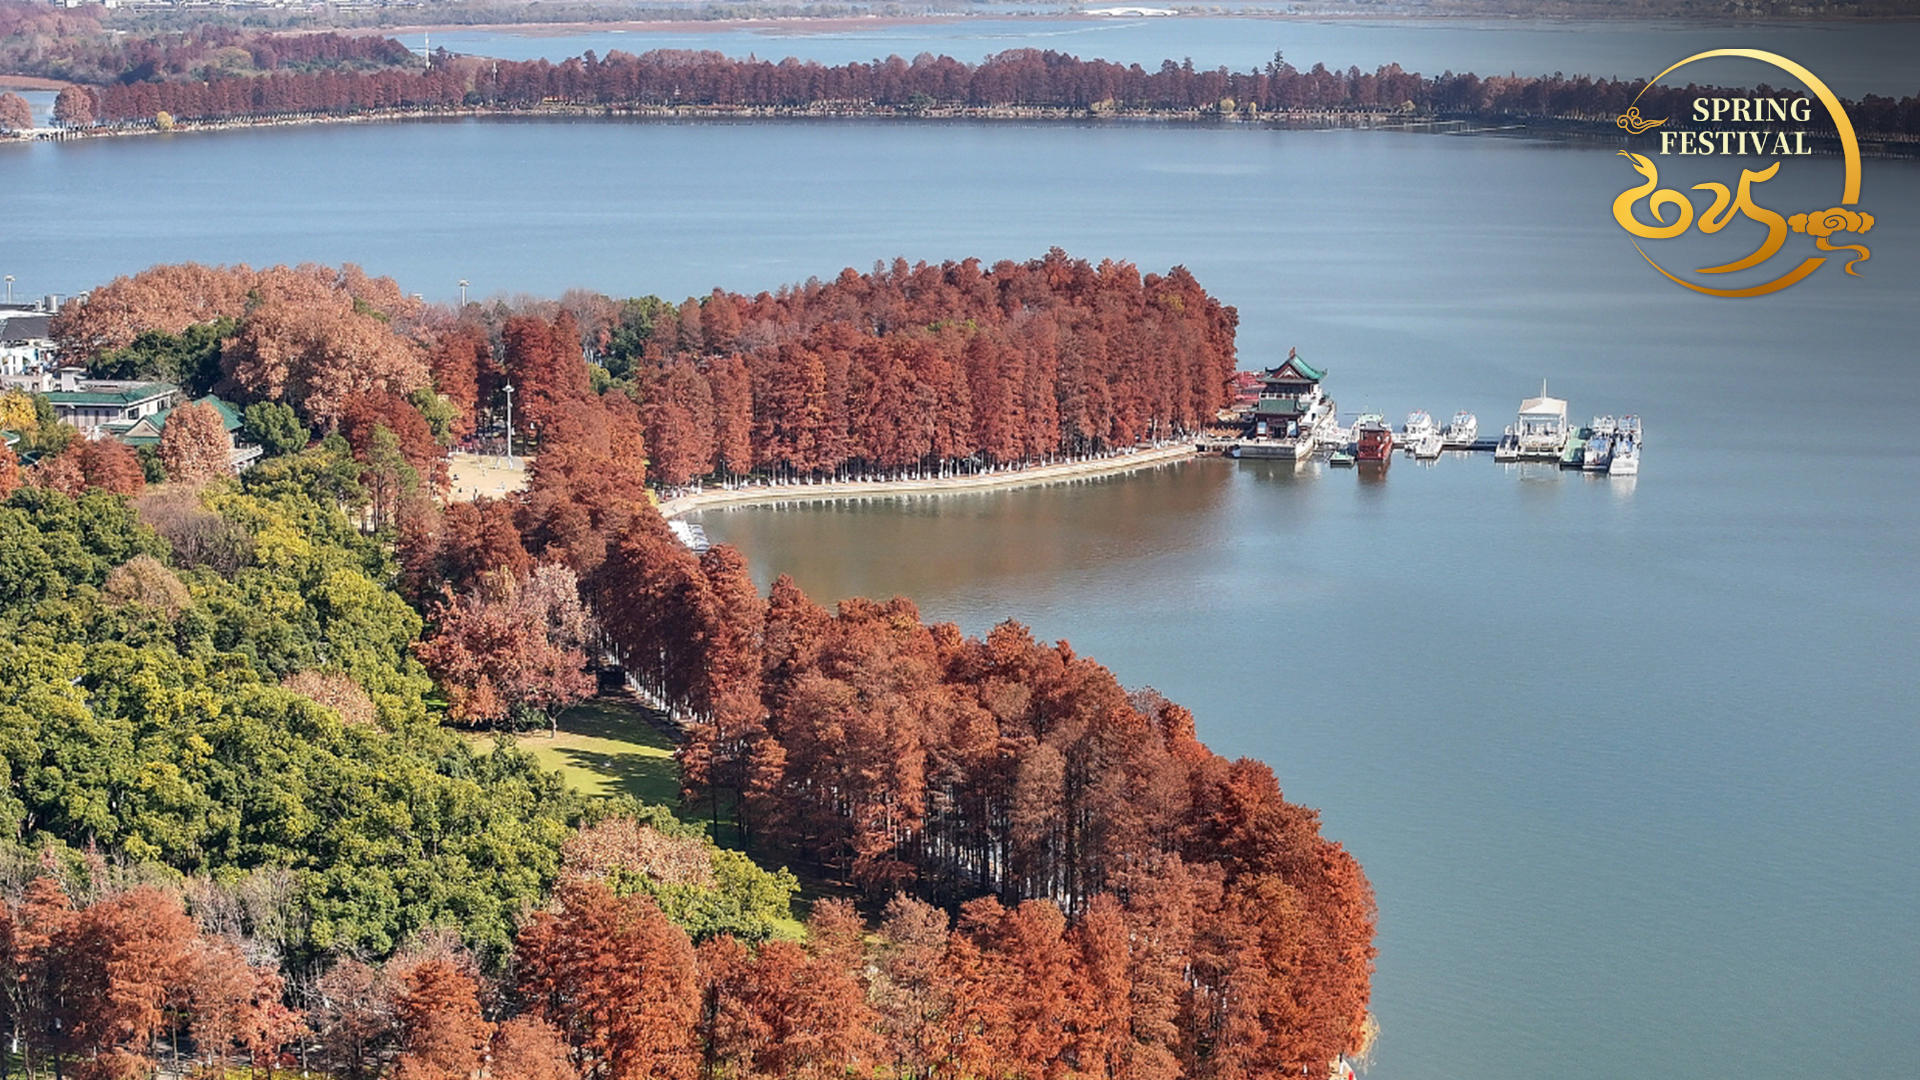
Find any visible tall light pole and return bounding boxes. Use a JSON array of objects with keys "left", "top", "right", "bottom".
[
  {"left": 3, "top": 276, "right": 11, "bottom": 304},
  {"left": 459, "top": 279, "right": 468, "bottom": 306},
  {"left": 503, "top": 382, "right": 515, "bottom": 468}
]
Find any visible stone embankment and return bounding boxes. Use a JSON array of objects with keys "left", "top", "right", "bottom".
[{"left": 655, "top": 442, "right": 1197, "bottom": 519}]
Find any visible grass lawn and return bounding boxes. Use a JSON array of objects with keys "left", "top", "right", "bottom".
[
  {"left": 466, "top": 697, "right": 682, "bottom": 807},
  {"left": 464, "top": 695, "right": 856, "bottom": 926}
]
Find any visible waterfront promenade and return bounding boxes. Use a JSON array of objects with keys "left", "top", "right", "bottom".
[{"left": 655, "top": 442, "right": 1196, "bottom": 519}]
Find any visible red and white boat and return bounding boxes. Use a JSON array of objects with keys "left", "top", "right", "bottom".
[{"left": 1354, "top": 414, "right": 1394, "bottom": 463}]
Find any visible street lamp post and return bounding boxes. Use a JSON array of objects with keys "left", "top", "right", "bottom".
[
  {"left": 503, "top": 382, "right": 515, "bottom": 468},
  {"left": 459, "top": 279, "right": 468, "bottom": 306},
  {"left": 3, "top": 276, "right": 12, "bottom": 304}
]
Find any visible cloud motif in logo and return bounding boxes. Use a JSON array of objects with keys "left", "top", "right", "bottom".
[
  {"left": 1615, "top": 107, "right": 1666, "bottom": 134},
  {"left": 1789, "top": 207, "right": 1874, "bottom": 237},
  {"left": 1790, "top": 207, "right": 1875, "bottom": 274}
]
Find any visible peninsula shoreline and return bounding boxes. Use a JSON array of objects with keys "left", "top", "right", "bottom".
[{"left": 655, "top": 442, "right": 1198, "bottom": 519}]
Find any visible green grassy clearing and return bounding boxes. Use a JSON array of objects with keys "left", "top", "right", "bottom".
[
  {"left": 460, "top": 696, "right": 840, "bottom": 935},
  {"left": 467, "top": 697, "right": 682, "bottom": 807}
]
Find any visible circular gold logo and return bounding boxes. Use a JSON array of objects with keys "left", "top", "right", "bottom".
[{"left": 1611, "top": 49, "right": 1871, "bottom": 298}]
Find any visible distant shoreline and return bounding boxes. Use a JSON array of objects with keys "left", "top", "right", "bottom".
[
  {"left": 655, "top": 442, "right": 1197, "bottom": 519},
  {"left": 353, "top": 14, "right": 968, "bottom": 38},
  {"left": 10, "top": 107, "right": 1908, "bottom": 161}
]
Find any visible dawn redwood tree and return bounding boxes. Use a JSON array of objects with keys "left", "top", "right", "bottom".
[
  {"left": 52, "top": 85, "right": 94, "bottom": 127},
  {"left": 75, "top": 437, "right": 146, "bottom": 495},
  {"left": 517, "top": 878, "right": 701, "bottom": 1080},
  {"left": 0, "top": 441, "right": 19, "bottom": 500},
  {"left": 393, "top": 957, "right": 493, "bottom": 1080},
  {"left": 55, "top": 886, "right": 195, "bottom": 1080},
  {"left": 0, "top": 91, "right": 32, "bottom": 131},
  {"left": 428, "top": 326, "right": 489, "bottom": 438},
  {"left": 706, "top": 354, "right": 753, "bottom": 476},
  {"left": 489, "top": 1016, "right": 580, "bottom": 1080},
  {"left": 158, "top": 400, "right": 232, "bottom": 482},
  {"left": 414, "top": 566, "right": 595, "bottom": 729}
]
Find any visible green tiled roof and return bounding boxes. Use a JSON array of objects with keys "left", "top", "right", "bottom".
[
  {"left": 1261, "top": 356, "right": 1326, "bottom": 383},
  {"left": 46, "top": 382, "right": 177, "bottom": 408},
  {"left": 151, "top": 396, "right": 244, "bottom": 434}
]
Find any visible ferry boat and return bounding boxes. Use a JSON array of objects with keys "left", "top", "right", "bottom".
[
  {"left": 1354, "top": 414, "right": 1394, "bottom": 463},
  {"left": 1403, "top": 410, "right": 1438, "bottom": 442},
  {"left": 1609, "top": 434, "right": 1640, "bottom": 476},
  {"left": 1442, "top": 411, "right": 1478, "bottom": 448}
]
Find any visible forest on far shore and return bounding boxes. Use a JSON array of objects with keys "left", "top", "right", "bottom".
[
  {"left": 0, "top": 253, "right": 1376, "bottom": 1080},
  {"left": 4, "top": 3, "right": 1916, "bottom": 140}
]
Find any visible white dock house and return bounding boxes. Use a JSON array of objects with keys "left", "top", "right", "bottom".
[{"left": 1514, "top": 381, "right": 1569, "bottom": 457}]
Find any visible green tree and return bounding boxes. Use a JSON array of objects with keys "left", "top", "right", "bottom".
[
  {"left": 91, "top": 319, "right": 235, "bottom": 397},
  {"left": 241, "top": 400, "right": 310, "bottom": 457},
  {"left": 407, "top": 387, "right": 458, "bottom": 446}
]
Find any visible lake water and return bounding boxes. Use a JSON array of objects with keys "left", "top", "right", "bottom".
[{"left": 2, "top": 20, "right": 1917, "bottom": 1080}]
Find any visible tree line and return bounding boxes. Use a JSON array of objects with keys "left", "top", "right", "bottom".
[
  {"left": 51, "top": 253, "right": 1239, "bottom": 490},
  {"left": 0, "top": 1, "right": 414, "bottom": 86},
  {"left": 17, "top": 256, "right": 1377, "bottom": 1077},
  {"left": 27, "top": 40, "right": 1913, "bottom": 139}
]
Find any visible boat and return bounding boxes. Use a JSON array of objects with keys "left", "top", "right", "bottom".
[
  {"left": 1582, "top": 429, "right": 1614, "bottom": 471},
  {"left": 1617, "top": 414, "right": 1642, "bottom": 445},
  {"left": 1354, "top": 414, "right": 1394, "bottom": 463},
  {"left": 1494, "top": 425, "right": 1520, "bottom": 462},
  {"left": 1412, "top": 431, "right": 1444, "bottom": 459},
  {"left": 1610, "top": 434, "right": 1640, "bottom": 475},
  {"left": 1442, "top": 411, "right": 1478, "bottom": 448},
  {"left": 1403, "top": 410, "right": 1438, "bottom": 442},
  {"left": 1329, "top": 449, "right": 1356, "bottom": 466}
]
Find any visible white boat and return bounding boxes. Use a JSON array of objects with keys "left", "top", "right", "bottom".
[
  {"left": 1412, "top": 431, "right": 1444, "bottom": 459},
  {"left": 1609, "top": 435, "right": 1640, "bottom": 475},
  {"left": 1494, "top": 424, "right": 1520, "bottom": 462},
  {"left": 1442, "top": 411, "right": 1478, "bottom": 448},
  {"left": 1403, "top": 410, "right": 1438, "bottom": 442},
  {"left": 1582, "top": 430, "right": 1614, "bottom": 471},
  {"left": 1617, "top": 414, "right": 1642, "bottom": 445},
  {"left": 1591, "top": 415, "right": 1617, "bottom": 437}
]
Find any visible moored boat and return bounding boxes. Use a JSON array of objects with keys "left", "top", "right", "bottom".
[
  {"left": 1354, "top": 414, "right": 1394, "bottom": 463},
  {"left": 1610, "top": 435, "right": 1640, "bottom": 475},
  {"left": 1494, "top": 425, "right": 1520, "bottom": 461},
  {"left": 1403, "top": 410, "right": 1438, "bottom": 442},
  {"left": 1329, "top": 448, "right": 1356, "bottom": 466},
  {"left": 1582, "top": 430, "right": 1614, "bottom": 471},
  {"left": 1412, "top": 432, "right": 1444, "bottom": 459},
  {"left": 1442, "top": 411, "right": 1478, "bottom": 448}
]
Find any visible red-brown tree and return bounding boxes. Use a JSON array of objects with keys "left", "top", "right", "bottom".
[
  {"left": 158, "top": 400, "right": 232, "bottom": 482},
  {"left": 516, "top": 878, "right": 701, "bottom": 1080}
]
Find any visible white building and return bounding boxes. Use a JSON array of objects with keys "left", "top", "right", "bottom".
[{"left": 1515, "top": 381, "right": 1569, "bottom": 456}]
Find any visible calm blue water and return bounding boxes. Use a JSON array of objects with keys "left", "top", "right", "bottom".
[
  {"left": 1, "top": 19, "right": 1916, "bottom": 1079},
  {"left": 424, "top": 17, "right": 1920, "bottom": 97}
]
